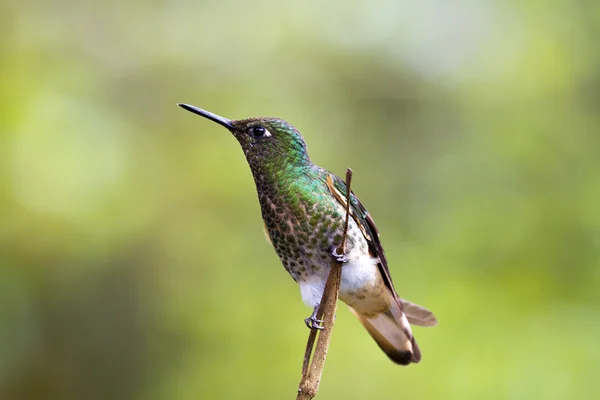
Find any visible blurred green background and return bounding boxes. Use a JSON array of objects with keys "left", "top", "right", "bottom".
[{"left": 1, "top": 0, "right": 599, "bottom": 399}]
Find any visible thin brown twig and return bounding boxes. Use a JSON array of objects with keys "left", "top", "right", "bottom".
[
  {"left": 300, "top": 326, "right": 318, "bottom": 378},
  {"left": 296, "top": 168, "right": 353, "bottom": 400},
  {"left": 339, "top": 169, "right": 353, "bottom": 256}
]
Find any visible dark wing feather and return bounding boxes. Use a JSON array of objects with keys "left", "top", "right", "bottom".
[{"left": 323, "top": 171, "right": 403, "bottom": 310}]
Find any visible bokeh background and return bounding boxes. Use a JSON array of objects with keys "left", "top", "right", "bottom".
[{"left": 1, "top": 0, "right": 599, "bottom": 399}]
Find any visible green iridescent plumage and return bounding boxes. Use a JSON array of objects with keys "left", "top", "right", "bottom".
[{"left": 223, "top": 117, "right": 353, "bottom": 282}]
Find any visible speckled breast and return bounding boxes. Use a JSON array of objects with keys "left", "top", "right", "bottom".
[{"left": 260, "top": 189, "right": 369, "bottom": 283}]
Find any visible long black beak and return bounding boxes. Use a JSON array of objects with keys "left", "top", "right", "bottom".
[{"left": 178, "top": 103, "right": 233, "bottom": 129}]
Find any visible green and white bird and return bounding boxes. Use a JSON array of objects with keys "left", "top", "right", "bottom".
[{"left": 179, "top": 103, "right": 437, "bottom": 365}]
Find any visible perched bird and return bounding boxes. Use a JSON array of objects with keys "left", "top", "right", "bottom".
[{"left": 179, "top": 104, "right": 437, "bottom": 365}]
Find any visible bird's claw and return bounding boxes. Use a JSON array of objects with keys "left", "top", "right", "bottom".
[
  {"left": 330, "top": 246, "right": 349, "bottom": 264},
  {"left": 305, "top": 306, "right": 324, "bottom": 330},
  {"left": 304, "top": 315, "right": 325, "bottom": 330}
]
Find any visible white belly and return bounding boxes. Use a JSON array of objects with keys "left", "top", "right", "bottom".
[{"left": 299, "top": 248, "right": 380, "bottom": 308}]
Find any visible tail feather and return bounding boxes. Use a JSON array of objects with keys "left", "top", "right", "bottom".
[
  {"left": 349, "top": 295, "right": 436, "bottom": 365},
  {"left": 401, "top": 299, "right": 438, "bottom": 327},
  {"left": 348, "top": 300, "right": 422, "bottom": 365}
]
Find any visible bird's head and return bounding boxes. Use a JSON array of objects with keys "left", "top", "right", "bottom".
[{"left": 179, "top": 103, "right": 311, "bottom": 172}]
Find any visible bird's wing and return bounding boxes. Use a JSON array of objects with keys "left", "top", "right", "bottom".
[{"left": 323, "top": 172, "right": 403, "bottom": 310}]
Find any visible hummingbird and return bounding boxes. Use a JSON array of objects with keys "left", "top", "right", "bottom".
[{"left": 179, "top": 103, "right": 437, "bottom": 365}]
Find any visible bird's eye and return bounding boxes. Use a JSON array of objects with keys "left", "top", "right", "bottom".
[{"left": 249, "top": 126, "right": 266, "bottom": 137}]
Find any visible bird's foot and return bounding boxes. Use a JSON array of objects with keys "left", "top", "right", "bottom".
[
  {"left": 330, "top": 246, "right": 349, "bottom": 264},
  {"left": 304, "top": 306, "right": 324, "bottom": 330}
]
